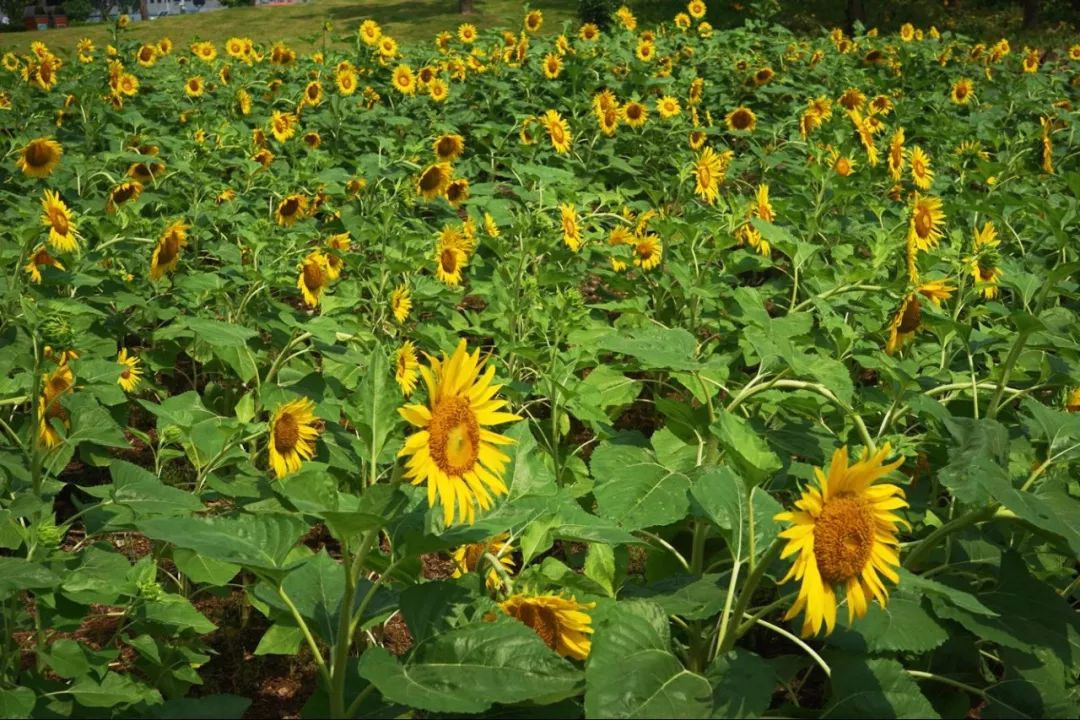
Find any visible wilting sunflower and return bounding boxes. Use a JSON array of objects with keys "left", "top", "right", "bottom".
[
  {"left": 267, "top": 397, "right": 321, "bottom": 479},
  {"left": 725, "top": 105, "right": 756, "bottom": 132},
  {"left": 296, "top": 251, "right": 331, "bottom": 308},
  {"left": 754, "top": 184, "right": 775, "bottom": 223},
  {"left": 40, "top": 190, "right": 78, "bottom": 253},
  {"left": 18, "top": 137, "right": 63, "bottom": 178},
  {"left": 116, "top": 349, "right": 142, "bottom": 393},
  {"left": 150, "top": 220, "right": 189, "bottom": 281},
  {"left": 433, "top": 133, "right": 465, "bottom": 162},
  {"left": 417, "top": 162, "right": 452, "bottom": 200},
  {"left": 693, "top": 146, "right": 731, "bottom": 205},
  {"left": 446, "top": 178, "right": 470, "bottom": 207},
  {"left": 970, "top": 221, "right": 1002, "bottom": 299},
  {"left": 451, "top": 533, "right": 516, "bottom": 589},
  {"left": 560, "top": 203, "right": 582, "bottom": 252},
  {"left": 276, "top": 194, "right": 308, "bottom": 227},
  {"left": 541, "top": 109, "right": 572, "bottom": 153},
  {"left": 499, "top": 593, "right": 595, "bottom": 660},
  {"left": 395, "top": 341, "right": 420, "bottom": 396},
  {"left": 656, "top": 95, "right": 681, "bottom": 119},
  {"left": 542, "top": 53, "right": 562, "bottom": 79},
  {"left": 908, "top": 146, "right": 933, "bottom": 189},
  {"left": 907, "top": 193, "right": 945, "bottom": 252},
  {"left": 390, "top": 283, "right": 412, "bottom": 323},
  {"left": 775, "top": 444, "right": 908, "bottom": 636},
  {"left": 23, "top": 245, "right": 64, "bottom": 283},
  {"left": 398, "top": 339, "right": 521, "bottom": 526}
]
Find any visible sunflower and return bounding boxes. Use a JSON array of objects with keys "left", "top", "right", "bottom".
[
  {"left": 428, "top": 78, "right": 449, "bottom": 102},
  {"left": 615, "top": 6, "right": 637, "bottom": 30},
  {"left": 753, "top": 67, "right": 774, "bottom": 86},
  {"left": 398, "top": 339, "right": 521, "bottom": 526},
  {"left": 887, "top": 129, "right": 905, "bottom": 182},
  {"left": 754, "top": 184, "right": 775, "bottom": 223},
  {"left": 269, "top": 111, "right": 297, "bottom": 143},
  {"left": 499, "top": 593, "right": 595, "bottom": 660},
  {"left": 117, "top": 349, "right": 142, "bottom": 393},
  {"left": 885, "top": 282, "right": 952, "bottom": 354},
  {"left": 541, "top": 109, "right": 572, "bottom": 153},
  {"left": 458, "top": 23, "right": 477, "bottom": 43},
  {"left": 608, "top": 225, "right": 635, "bottom": 272},
  {"left": 579, "top": 23, "right": 600, "bottom": 41},
  {"left": 391, "top": 284, "right": 412, "bottom": 323},
  {"left": 136, "top": 44, "right": 157, "bottom": 67},
  {"left": 434, "top": 134, "right": 465, "bottom": 162},
  {"left": 483, "top": 213, "right": 500, "bottom": 238},
  {"left": 451, "top": 533, "right": 516, "bottom": 589},
  {"left": 833, "top": 153, "right": 856, "bottom": 177},
  {"left": 303, "top": 80, "right": 324, "bottom": 106},
  {"left": 359, "top": 19, "right": 381, "bottom": 45},
  {"left": 598, "top": 106, "right": 619, "bottom": 136},
  {"left": 395, "top": 341, "right": 420, "bottom": 396},
  {"left": 524, "top": 9, "right": 543, "bottom": 32},
  {"left": 950, "top": 78, "right": 973, "bottom": 105},
  {"left": 267, "top": 398, "right": 321, "bottom": 479},
  {"left": 688, "top": 130, "right": 707, "bottom": 150},
  {"left": 276, "top": 194, "right": 308, "bottom": 227},
  {"left": 303, "top": 131, "right": 322, "bottom": 150},
  {"left": 635, "top": 40, "right": 656, "bottom": 62},
  {"left": 378, "top": 36, "right": 398, "bottom": 58},
  {"left": 150, "top": 220, "right": 189, "bottom": 281},
  {"left": 391, "top": 64, "right": 416, "bottom": 95},
  {"left": 908, "top": 146, "right": 933, "bottom": 189},
  {"left": 18, "top": 137, "right": 63, "bottom": 178},
  {"left": 542, "top": 53, "right": 563, "bottom": 79},
  {"left": 38, "top": 364, "right": 74, "bottom": 449},
  {"left": 192, "top": 41, "right": 216, "bottom": 62},
  {"left": 417, "top": 162, "right": 452, "bottom": 200},
  {"left": 838, "top": 88, "right": 865, "bottom": 111},
  {"left": 970, "top": 222, "right": 1002, "bottom": 299},
  {"left": 106, "top": 180, "right": 141, "bottom": 214},
  {"left": 633, "top": 233, "right": 662, "bottom": 270},
  {"left": 725, "top": 106, "right": 756, "bottom": 132},
  {"left": 23, "top": 245, "right": 64, "bottom": 283},
  {"left": 446, "top": 178, "right": 470, "bottom": 207},
  {"left": 184, "top": 76, "right": 205, "bottom": 98},
  {"left": 322, "top": 233, "right": 349, "bottom": 281},
  {"left": 776, "top": 444, "right": 907, "bottom": 637},
  {"left": 40, "top": 190, "right": 78, "bottom": 253},
  {"left": 336, "top": 68, "right": 358, "bottom": 95},
  {"left": 1022, "top": 48, "right": 1039, "bottom": 73},
  {"left": 693, "top": 146, "right": 731, "bottom": 205},
  {"left": 1066, "top": 388, "right": 1080, "bottom": 413},
  {"left": 907, "top": 193, "right": 945, "bottom": 252},
  {"left": 560, "top": 203, "right": 582, "bottom": 252},
  {"left": 656, "top": 95, "right": 681, "bottom": 119},
  {"left": 436, "top": 244, "right": 467, "bottom": 287}
]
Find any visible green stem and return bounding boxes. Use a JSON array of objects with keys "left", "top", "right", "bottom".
[
  {"left": 906, "top": 669, "right": 990, "bottom": 699},
  {"left": 343, "top": 683, "right": 377, "bottom": 719},
  {"left": 986, "top": 327, "right": 1034, "bottom": 420},
  {"left": 277, "top": 585, "right": 330, "bottom": 687},
  {"left": 902, "top": 505, "right": 996, "bottom": 571},
  {"left": 716, "top": 538, "right": 784, "bottom": 656},
  {"left": 755, "top": 618, "right": 831, "bottom": 677},
  {"left": 330, "top": 531, "right": 377, "bottom": 718}
]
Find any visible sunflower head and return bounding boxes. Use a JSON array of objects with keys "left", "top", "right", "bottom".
[
  {"left": 417, "top": 162, "right": 452, "bottom": 200},
  {"left": 117, "top": 348, "right": 142, "bottom": 393},
  {"left": 775, "top": 444, "right": 908, "bottom": 636},
  {"left": 434, "top": 134, "right": 465, "bottom": 162},
  {"left": 268, "top": 398, "right": 321, "bottom": 478},
  {"left": 395, "top": 341, "right": 420, "bottom": 397},
  {"left": 276, "top": 194, "right": 309, "bottom": 226},
  {"left": 451, "top": 533, "right": 516, "bottom": 589},
  {"left": 499, "top": 592, "right": 596, "bottom": 660},
  {"left": 18, "top": 137, "right": 63, "bottom": 178},
  {"left": 390, "top": 284, "right": 412, "bottom": 323},
  {"left": 725, "top": 106, "right": 756, "bottom": 132}
]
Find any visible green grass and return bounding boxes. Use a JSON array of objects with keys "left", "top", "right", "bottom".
[{"left": 1, "top": 0, "right": 579, "bottom": 53}]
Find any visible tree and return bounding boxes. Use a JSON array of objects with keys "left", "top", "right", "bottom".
[
  {"left": 139, "top": 0, "right": 147, "bottom": 19},
  {"left": 845, "top": 0, "right": 866, "bottom": 34},
  {"left": 459, "top": 0, "right": 473, "bottom": 14},
  {"left": 1020, "top": 0, "right": 1040, "bottom": 28}
]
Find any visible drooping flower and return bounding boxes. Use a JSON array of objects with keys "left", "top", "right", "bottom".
[
  {"left": 40, "top": 190, "right": 78, "bottom": 253},
  {"left": 725, "top": 105, "right": 756, "bottom": 132},
  {"left": 434, "top": 134, "right": 465, "bottom": 162},
  {"left": 395, "top": 341, "right": 420, "bottom": 396},
  {"left": 391, "top": 284, "right": 412, "bottom": 323},
  {"left": 451, "top": 533, "right": 516, "bottom": 589},
  {"left": 18, "top": 137, "right": 63, "bottom": 178},
  {"left": 297, "top": 251, "right": 330, "bottom": 308},
  {"left": 150, "top": 220, "right": 189, "bottom": 281},
  {"left": 398, "top": 340, "right": 521, "bottom": 526},
  {"left": 23, "top": 245, "right": 64, "bottom": 283},
  {"left": 417, "top": 162, "right": 451, "bottom": 200},
  {"left": 267, "top": 398, "right": 321, "bottom": 478},
  {"left": 499, "top": 592, "right": 596, "bottom": 660},
  {"left": 775, "top": 444, "right": 908, "bottom": 636},
  {"left": 276, "top": 194, "right": 308, "bottom": 227},
  {"left": 117, "top": 349, "right": 142, "bottom": 393},
  {"left": 970, "top": 221, "right": 1002, "bottom": 299}
]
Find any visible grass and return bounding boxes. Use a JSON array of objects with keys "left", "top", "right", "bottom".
[{"left": 0, "top": 0, "right": 579, "bottom": 52}]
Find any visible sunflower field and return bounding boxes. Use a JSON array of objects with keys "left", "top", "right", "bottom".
[{"left": 1, "top": 2, "right": 1079, "bottom": 718}]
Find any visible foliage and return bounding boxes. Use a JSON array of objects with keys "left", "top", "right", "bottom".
[{"left": 0, "top": 3, "right": 1078, "bottom": 719}]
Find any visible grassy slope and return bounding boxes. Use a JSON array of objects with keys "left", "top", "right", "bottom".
[{"left": 0, "top": 0, "right": 579, "bottom": 52}]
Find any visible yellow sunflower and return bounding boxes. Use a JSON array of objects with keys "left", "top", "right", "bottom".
[
  {"left": 184, "top": 76, "right": 205, "bottom": 98},
  {"left": 18, "top": 137, "right": 63, "bottom": 178},
  {"left": 268, "top": 398, "right": 321, "bottom": 479},
  {"left": 483, "top": 212, "right": 500, "bottom": 238},
  {"left": 150, "top": 220, "right": 189, "bottom": 281},
  {"left": 560, "top": 203, "right": 582, "bottom": 252},
  {"left": 1022, "top": 48, "right": 1039, "bottom": 73},
  {"left": 451, "top": 533, "right": 516, "bottom": 589},
  {"left": 907, "top": 193, "right": 945, "bottom": 252},
  {"left": 833, "top": 153, "right": 856, "bottom": 177},
  {"left": 908, "top": 146, "right": 933, "bottom": 189},
  {"left": 446, "top": 178, "right": 470, "bottom": 207},
  {"left": 725, "top": 106, "right": 756, "bottom": 132},
  {"left": 579, "top": 23, "right": 600, "bottom": 41},
  {"left": 391, "top": 284, "right": 412, "bottom": 323},
  {"left": 40, "top": 190, "right": 79, "bottom": 253},
  {"left": 656, "top": 95, "right": 681, "bottom": 119},
  {"left": 269, "top": 111, "right": 297, "bottom": 143},
  {"left": 297, "top": 251, "right": 330, "bottom": 308},
  {"left": 117, "top": 349, "right": 142, "bottom": 393},
  {"left": 687, "top": 0, "right": 707, "bottom": 19},
  {"left": 303, "top": 80, "right": 324, "bottom": 107},
  {"left": 598, "top": 106, "right": 619, "bottom": 136},
  {"left": 336, "top": 67, "right": 358, "bottom": 95},
  {"left": 524, "top": 9, "right": 543, "bottom": 33},
  {"left": 753, "top": 67, "right": 774, "bottom": 86},
  {"left": 543, "top": 53, "right": 562, "bottom": 79},
  {"left": 433, "top": 134, "right": 465, "bottom": 162},
  {"left": 428, "top": 78, "right": 449, "bottom": 102},
  {"left": 398, "top": 339, "right": 521, "bottom": 526},
  {"left": 635, "top": 40, "right": 656, "bottom": 62},
  {"left": 950, "top": 78, "right": 974, "bottom": 105},
  {"left": 775, "top": 444, "right": 908, "bottom": 636},
  {"left": 887, "top": 129, "right": 905, "bottom": 182},
  {"left": 633, "top": 233, "right": 662, "bottom": 270},
  {"left": 619, "top": 100, "right": 646, "bottom": 129},
  {"left": 23, "top": 245, "right": 64, "bottom": 283},
  {"left": 39, "top": 364, "right": 74, "bottom": 449},
  {"left": 276, "top": 194, "right": 308, "bottom": 227},
  {"left": 1066, "top": 388, "right": 1080, "bottom": 413},
  {"left": 693, "top": 146, "right": 731, "bottom": 205},
  {"left": 541, "top": 109, "right": 572, "bottom": 153},
  {"left": 970, "top": 222, "right": 1002, "bottom": 299},
  {"left": 499, "top": 593, "right": 595, "bottom": 660},
  {"left": 359, "top": 19, "right": 381, "bottom": 45},
  {"left": 458, "top": 23, "right": 477, "bottom": 43},
  {"left": 392, "top": 64, "right": 416, "bottom": 95},
  {"left": 436, "top": 244, "right": 466, "bottom": 287},
  {"left": 395, "top": 341, "right": 420, "bottom": 396},
  {"left": 417, "top": 162, "right": 452, "bottom": 200},
  {"left": 754, "top": 184, "right": 775, "bottom": 223}
]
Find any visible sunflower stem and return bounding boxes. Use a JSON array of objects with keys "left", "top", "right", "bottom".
[
  {"left": 903, "top": 505, "right": 997, "bottom": 571},
  {"left": 986, "top": 326, "right": 1034, "bottom": 420},
  {"left": 716, "top": 537, "right": 783, "bottom": 657},
  {"left": 754, "top": 618, "right": 831, "bottom": 677},
  {"left": 276, "top": 584, "right": 330, "bottom": 687},
  {"left": 330, "top": 531, "right": 377, "bottom": 719}
]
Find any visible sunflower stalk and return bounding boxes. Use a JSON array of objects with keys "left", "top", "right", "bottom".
[
  {"left": 986, "top": 325, "right": 1035, "bottom": 420},
  {"left": 715, "top": 537, "right": 784, "bottom": 657},
  {"left": 329, "top": 530, "right": 378, "bottom": 719}
]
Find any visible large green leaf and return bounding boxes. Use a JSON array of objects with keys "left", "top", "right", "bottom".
[
  {"left": 594, "top": 326, "right": 701, "bottom": 371},
  {"left": 108, "top": 460, "right": 205, "bottom": 517},
  {"left": 591, "top": 442, "right": 692, "bottom": 530},
  {"left": 823, "top": 656, "right": 939, "bottom": 719},
  {"left": 68, "top": 671, "right": 162, "bottom": 708},
  {"left": 709, "top": 412, "right": 782, "bottom": 484},
  {"left": 827, "top": 591, "right": 947, "bottom": 653},
  {"left": 358, "top": 619, "right": 582, "bottom": 714},
  {"left": 138, "top": 514, "right": 307, "bottom": 572},
  {"left": 0, "top": 557, "right": 59, "bottom": 600},
  {"left": 585, "top": 601, "right": 713, "bottom": 718},
  {"left": 706, "top": 649, "right": 777, "bottom": 718},
  {"left": 350, "top": 349, "right": 399, "bottom": 467}
]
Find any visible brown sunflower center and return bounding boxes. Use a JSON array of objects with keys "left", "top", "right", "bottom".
[
  {"left": 550, "top": 124, "right": 566, "bottom": 144},
  {"left": 447, "top": 184, "right": 464, "bottom": 202},
  {"left": 898, "top": 296, "right": 922, "bottom": 333},
  {"left": 120, "top": 368, "right": 132, "bottom": 380},
  {"left": 26, "top": 142, "right": 53, "bottom": 168},
  {"left": 307, "top": 85, "right": 319, "bottom": 100},
  {"left": 436, "top": 138, "right": 458, "bottom": 158},
  {"left": 419, "top": 168, "right": 444, "bottom": 192},
  {"left": 428, "top": 395, "right": 479, "bottom": 476},
  {"left": 627, "top": 104, "right": 642, "bottom": 120},
  {"left": 913, "top": 206, "right": 933, "bottom": 238},
  {"left": 512, "top": 602, "right": 559, "bottom": 651},
  {"left": 732, "top": 110, "right": 751, "bottom": 129},
  {"left": 440, "top": 248, "right": 459, "bottom": 273},
  {"left": 281, "top": 198, "right": 299, "bottom": 217},
  {"left": 813, "top": 493, "right": 876, "bottom": 585},
  {"left": 913, "top": 158, "right": 926, "bottom": 176},
  {"left": 978, "top": 263, "right": 996, "bottom": 281},
  {"left": 697, "top": 163, "right": 712, "bottom": 188},
  {"left": 274, "top": 411, "right": 300, "bottom": 452},
  {"left": 303, "top": 260, "right": 325, "bottom": 291},
  {"left": 462, "top": 542, "right": 486, "bottom": 572},
  {"left": 157, "top": 237, "right": 179, "bottom": 265},
  {"left": 50, "top": 210, "right": 70, "bottom": 236},
  {"left": 956, "top": 85, "right": 968, "bottom": 99}
]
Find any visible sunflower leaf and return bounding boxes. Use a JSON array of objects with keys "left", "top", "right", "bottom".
[{"left": 823, "top": 655, "right": 939, "bottom": 719}]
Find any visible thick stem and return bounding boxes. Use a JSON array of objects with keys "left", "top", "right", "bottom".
[{"left": 716, "top": 538, "right": 784, "bottom": 656}]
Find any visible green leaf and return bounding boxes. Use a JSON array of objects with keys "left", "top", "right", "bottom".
[
  {"left": 181, "top": 317, "right": 258, "bottom": 347},
  {"left": 567, "top": 366, "right": 642, "bottom": 425},
  {"left": 0, "top": 687, "right": 36, "bottom": 718},
  {"left": 172, "top": 548, "right": 240, "bottom": 586},
  {"left": 828, "top": 592, "right": 947, "bottom": 653},
  {"left": 590, "top": 443, "right": 692, "bottom": 530},
  {"left": 358, "top": 619, "right": 582, "bottom": 714},
  {"left": 710, "top": 412, "right": 781, "bottom": 484},
  {"left": 254, "top": 624, "right": 303, "bottom": 656},
  {"left": 0, "top": 557, "right": 59, "bottom": 600},
  {"left": 142, "top": 594, "right": 217, "bottom": 634},
  {"left": 706, "top": 649, "right": 777, "bottom": 718},
  {"left": 595, "top": 326, "right": 701, "bottom": 371},
  {"left": 585, "top": 601, "right": 713, "bottom": 718},
  {"left": 620, "top": 574, "right": 726, "bottom": 620},
  {"left": 584, "top": 543, "right": 617, "bottom": 597},
  {"left": 350, "top": 349, "right": 399, "bottom": 466},
  {"left": 109, "top": 460, "right": 204, "bottom": 517},
  {"left": 149, "top": 695, "right": 251, "bottom": 719},
  {"left": 689, "top": 466, "right": 743, "bottom": 534},
  {"left": 897, "top": 569, "right": 997, "bottom": 617},
  {"left": 138, "top": 514, "right": 306, "bottom": 572},
  {"left": 938, "top": 417, "right": 1009, "bottom": 505},
  {"left": 68, "top": 671, "right": 162, "bottom": 708},
  {"left": 824, "top": 656, "right": 939, "bottom": 719}
]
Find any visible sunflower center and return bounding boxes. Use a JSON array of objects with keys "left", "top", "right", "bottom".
[
  {"left": 462, "top": 543, "right": 485, "bottom": 572},
  {"left": 440, "top": 248, "right": 459, "bottom": 273},
  {"left": 303, "top": 260, "right": 325, "bottom": 291},
  {"left": 697, "top": 164, "right": 712, "bottom": 188},
  {"left": 913, "top": 158, "right": 925, "bottom": 176},
  {"left": 913, "top": 206, "right": 933, "bottom": 238},
  {"left": 550, "top": 124, "right": 565, "bottom": 144},
  {"left": 419, "top": 168, "right": 443, "bottom": 192},
  {"left": 513, "top": 603, "right": 560, "bottom": 651},
  {"left": 437, "top": 138, "right": 457, "bottom": 158},
  {"left": 428, "top": 395, "right": 479, "bottom": 476},
  {"left": 120, "top": 368, "right": 131, "bottom": 380},
  {"left": 978, "top": 263, "right": 996, "bottom": 281},
  {"left": 27, "top": 142, "right": 52, "bottom": 167},
  {"left": 274, "top": 411, "right": 300, "bottom": 452},
  {"left": 733, "top": 110, "right": 750, "bottom": 129},
  {"left": 50, "top": 210, "right": 70, "bottom": 235},
  {"left": 282, "top": 198, "right": 299, "bottom": 216},
  {"left": 157, "top": 238, "right": 179, "bottom": 265},
  {"left": 898, "top": 296, "right": 922, "bottom": 333},
  {"left": 813, "top": 493, "right": 876, "bottom": 585}
]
